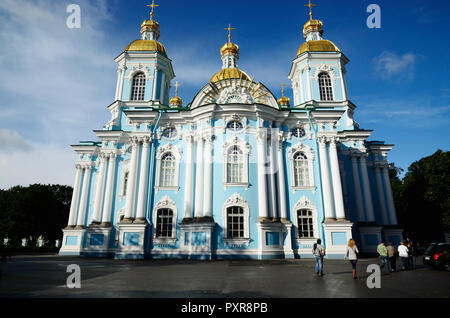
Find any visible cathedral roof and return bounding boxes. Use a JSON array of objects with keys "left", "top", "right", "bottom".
[
  {"left": 210, "top": 68, "right": 250, "bottom": 84},
  {"left": 297, "top": 39, "right": 339, "bottom": 56},
  {"left": 124, "top": 39, "right": 167, "bottom": 56}
]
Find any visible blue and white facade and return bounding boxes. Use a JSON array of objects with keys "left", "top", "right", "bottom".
[{"left": 59, "top": 8, "right": 403, "bottom": 259}]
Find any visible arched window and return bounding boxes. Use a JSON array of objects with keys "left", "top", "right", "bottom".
[
  {"left": 160, "top": 153, "right": 176, "bottom": 187},
  {"left": 156, "top": 208, "right": 173, "bottom": 238},
  {"left": 318, "top": 73, "right": 333, "bottom": 101},
  {"left": 297, "top": 209, "right": 314, "bottom": 238},
  {"left": 122, "top": 171, "right": 129, "bottom": 196},
  {"left": 293, "top": 152, "right": 310, "bottom": 187},
  {"left": 130, "top": 73, "right": 146, "bottom": 101},
  {"left": 226, "top": 206, "right": 245, "bottom": 238},
  {"left": 227, "top": 146, "right": 244, "bottom": 183}
]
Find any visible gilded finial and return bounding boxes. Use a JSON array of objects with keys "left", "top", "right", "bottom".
[
  {"left": 281, "top": 82, "right": 287, "bottom": 97},
  {"left": 147, "top": 0, "right": 159, "bottom": 20},
  {"left": 304, "top": 0, "right": 316, "bottom": 20},
  {"left": 224, "top": 24, "right": 236, "bottom": 43},
  {"left": 174, "top": 81, "right": 180, "bottom": 97}
]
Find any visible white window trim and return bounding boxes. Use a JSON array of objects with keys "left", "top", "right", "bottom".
[
  {"left": 154, "top": 144, "right": 182, "bottom": 192},
  {"left": 222, "top": 137, "right": 250, "bottom": 190},
  {"left": 152, "top": 196, "right": 178, "bottom": 245},
  {"left": 222, "top": 193, "right": 250, "bottom": 246},
  {"left": 119, "top": 161, "right": 130, "bottom": 200},
  {"left": 287, "top": 143, "right": 315, "bottom": 193},
  {"left": 293, "top": 196, "right": 319, "bottom": 246},
  {"left": 317, "top": 72, "right": 335, "bottom": 102}
]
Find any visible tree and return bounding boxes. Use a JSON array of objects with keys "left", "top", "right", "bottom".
[
  {"left": 394, "top": 150, "right": 450, "bottom": 244},
  {"left": 0, "top": 184, "right": 72, "bottom": 246}
]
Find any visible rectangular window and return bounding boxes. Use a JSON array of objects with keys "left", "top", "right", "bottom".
[
  {"left": 297, "top": 209, "right": 314, "bottom": 238},
  {"left": 156, "top": 208, "right": 173, "bottom": 238},
  {"left": 227, "top": 206, "right": 245, "bottom": 238}
]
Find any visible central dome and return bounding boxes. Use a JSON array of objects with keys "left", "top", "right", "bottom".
[
  {"left": 124, "top": 39, "right": 167, "bottom": 56},
  {"left": 210, "top": 68, "right": 250, "bottom": 83},
  {"left": 297, "top": 39, "right": 339, "bottom": 56}
]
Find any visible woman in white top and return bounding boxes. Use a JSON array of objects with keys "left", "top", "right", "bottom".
[{"left": 344, "top": 238, "right": 359, "bottom": 279}]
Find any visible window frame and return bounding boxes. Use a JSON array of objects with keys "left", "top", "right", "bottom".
[
  {"left": 222, "top": 193, "right": 250, "bottom": 246},
  {"left": 318, "top": 72, "right": 334, "bottom": 101},
  {"left": 288, "top": 143, "right": 315, "bottom": 192},
  {"left": 293, "top": 196, "right": 319, "bottom": 246},
  {"left": 152, "top": 196, "right": 178, "bottom": 244},
  {"left": 130, "top": 72, "right": 146, "bottom": 101},
  {"left": 154, "top": 144, "right": 182, "bottom": 192},
  {"left": 222, "top": 138, "right": 250, "bottom": 189}
]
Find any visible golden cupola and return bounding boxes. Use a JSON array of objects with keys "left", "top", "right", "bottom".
[
  {"left": 296, "top": 0, "right": 340, "bottom": 57},
  {"left": 210, "top": 24, "right": 250, "bottom": 83},
  {"left": 169, "top": 82, "right": 183, "bottom": 107},
  {"left": 124, "top": 0, "right": 167, "bottom": 56},
  {"left": 277, "top": 83, "right": 291, "bottom": 107}
]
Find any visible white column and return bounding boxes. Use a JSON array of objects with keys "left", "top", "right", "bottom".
[
  {"left": 305, "top": 66, "right": 312, "bottom": 101},
  {"left": 256, "top": 129, "right": 269, "bottom": 220},
  {"left": 359, "top": 154, "right": 376, "bottom": 222},
  {"left": 117, "top": 66, "right": 125, "bottom": 100},
  {"left": 351, "top": 155, "right": 365, "bottom": 223},
  {"left": 339, "top": 65, "right": 347, "bottom": 101},
  {"left": 91, "top": 153, "right": 107, "bottom": 224},
  {"left": 382, "top": 164, "right": 398, "bottom": 225},
  {"left": 203, "top": 134, "right": 214, "bottom": 218},
  {"left": 160, "top": 72, "right": 166, "bottom": 104},
  {"left": 269, "top": 132, "right": 278, "bottom": 219},
  {"left": 68, "top": 164, "right": 83, "bottom": 227},
  {"left": 299, "top": 72, "right": 305, "bottom": 104},
  {"left": 76, "top": 165, "right": 92, "bottom": 227},
  {"left": 329, "top": 138, "right": 346, "bottom": 220},
  {"left": 101, "top": 153, "right": 117, "bottom": 225},
  {"left": 135, "top": 137, "right": 151, "bottom": 221},
  {"left": 124, "top": 137, "right": 140, "bottom": 220},
  {"left": 374, "top": 164, "right": 389, "bottom": 225},
  {"left": 277, "top": 135, "right": 288, "bottom": 220},
  {"left": 152, "top": 67, "right": 158, "bottom": 101},
  {"left": 183, "top": 134, "right": 195, "bottom": 219},
  {"left": 194, "top": 135, "right": 204, "bottom": 218},
  {"left": 318, "top": 137, "right": 334, "bottom": 220},
  {"left": 114, "top": 68, "right": 121, "bottom": 100}
]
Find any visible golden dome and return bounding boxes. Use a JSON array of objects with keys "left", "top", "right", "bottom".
[
  {"left": 170, "top": 95, "right": 182, "bottom": 107},
  {"left": 124, "top": 39, "right": 167, "bottom": 55},
  {"left": 220, "top": 42, "right": 239, "bottom": 56},
  {"left": 210, "top": 68, "right": 250, "bottom": 83},
  {"left": 141, "top": 19, "right": 159, "bottom": 30},
  {"left": 297, "top": 39, "right": 339, "bottom": 56},
  {"left": 303, "top": 19, "right": 323, "bottom": 38},
  {"left": 277, "top": 96, "right": 290, "bottom": 107}
]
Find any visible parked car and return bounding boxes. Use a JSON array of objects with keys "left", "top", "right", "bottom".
[{"left": 423, "top": 243, "right": 450, "bottom": 270}]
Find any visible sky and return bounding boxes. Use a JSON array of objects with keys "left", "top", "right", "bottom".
[{"left": 0, "top": 0, "right": 449, "bottom": 189}]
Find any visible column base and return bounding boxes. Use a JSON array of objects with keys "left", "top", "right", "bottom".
[
  {"left": 179, "top": 222, "right": 215, "bottom": 260},
  {"left": 323, "top": 221, "right": 354, "bottom": 257},
  {"left": 133, "top": 218, "right": 148, "bottom": 224},
  {"left": 194, "top": 216, "right": 215, "bottom": 223},
  {"left": 358, "top": 224, "right": 383, "bottom": 254},
  {"left": 59, "top": 228, "right": 86, "bottom": 255},
  {"left": 181, "top": 217, "right": 195, "bottom": 224},
  {"left": 257, "top": 222, "right": 284, "bottom": 260},
  {"left": 120, "top": 217, "right": 135, "bottom": 224}
]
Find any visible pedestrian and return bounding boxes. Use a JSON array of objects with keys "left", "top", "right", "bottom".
[
  {"left": 312, "top": 238, "right": 326, "bottom": 276},
  {"left": 398, "top": 241, "right": 409, "bottom": 270},
  {"left": 377, "top": 241, "right": 390, "bottom": 273},
  {"left": 344, "top": 238, "right": 359, "bottom": 279},
  {"left": 407, "top": 241, "right": 417, "bottom": 269},
  {"left": 386, "top": 242, "right": 397, "bottom": 272}
]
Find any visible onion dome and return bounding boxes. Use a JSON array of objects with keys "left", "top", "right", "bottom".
[
  {"left": 296, "top": 0, "right": 340, "bottom": 57},
  {"left": 210, "top": 68, "right": 250, "bottom": 83},
  {"left": 169, "top": 81, "right": 182, "bottom": 107},
  {"left": 277, "top": 83, "right": 290, "bottom": 107},
  {"left": 124, "top": 1, "right": 167, "bottom": 56},
  {"left": 221, "top": 41, "right": 239, "bottom": 56}
]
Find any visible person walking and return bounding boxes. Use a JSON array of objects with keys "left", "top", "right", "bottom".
[
  {"left": 312, "top": 239, "right": 326, "bottom": 276},
  {"left": 377, "top": 241, "right": 390, "bottom": 273},
  {"left": 398, "top": 241, "right": 409, "bottom": 270},
  {"left": 386, "top": 242, "right": 397, "bottom": 272},
  {"left": 344, "top": 238, "right": 359, "bottom": 279},
  {"left": 407, "top": 241, "right": 417, "bottom": 269}
]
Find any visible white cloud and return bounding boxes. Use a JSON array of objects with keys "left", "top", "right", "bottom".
[
  {"left": 373, "top": 51, "right": 418, "bottom": 80},
  {"left": 0, "top": 129, "right": 33, "bottom": 153},
  {"left": 0, "top": 133, "right": 76, "bottom": 189}
]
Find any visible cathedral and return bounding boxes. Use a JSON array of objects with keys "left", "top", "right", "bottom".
[{"left": 59, "top": 1, "right": 403, "bottom": 259}]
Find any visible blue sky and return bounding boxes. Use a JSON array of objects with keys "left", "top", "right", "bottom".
[{"left": 0, "top": 0, "right": 449, "bottom": 188}]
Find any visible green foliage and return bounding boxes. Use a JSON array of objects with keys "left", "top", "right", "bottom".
[
  {"left": 0, "top": 184, "right": 72, "bottom": 245},
  {"left": 392, "top": 150, "right": 450, "bottom": 244}
]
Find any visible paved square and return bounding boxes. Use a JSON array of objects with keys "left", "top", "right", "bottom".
[{"left": 1, "top": 254, "right": 449, "bottom": 298}]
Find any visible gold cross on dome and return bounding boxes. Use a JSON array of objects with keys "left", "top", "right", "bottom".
[
  {"left": 225, "top": 24, "right": 236, "bottom": 43},
  {"left": 147, "top": 0, "right": 159, "bottom": 20},
  {"left": 174, "top": 81, "right": 180, "bottom": 96},
  {"left": 281, "top": 82, "right": 288, "bottom": 97},
  {"left": 304, "top": 0, "right": 316, "bottom": 20}
]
